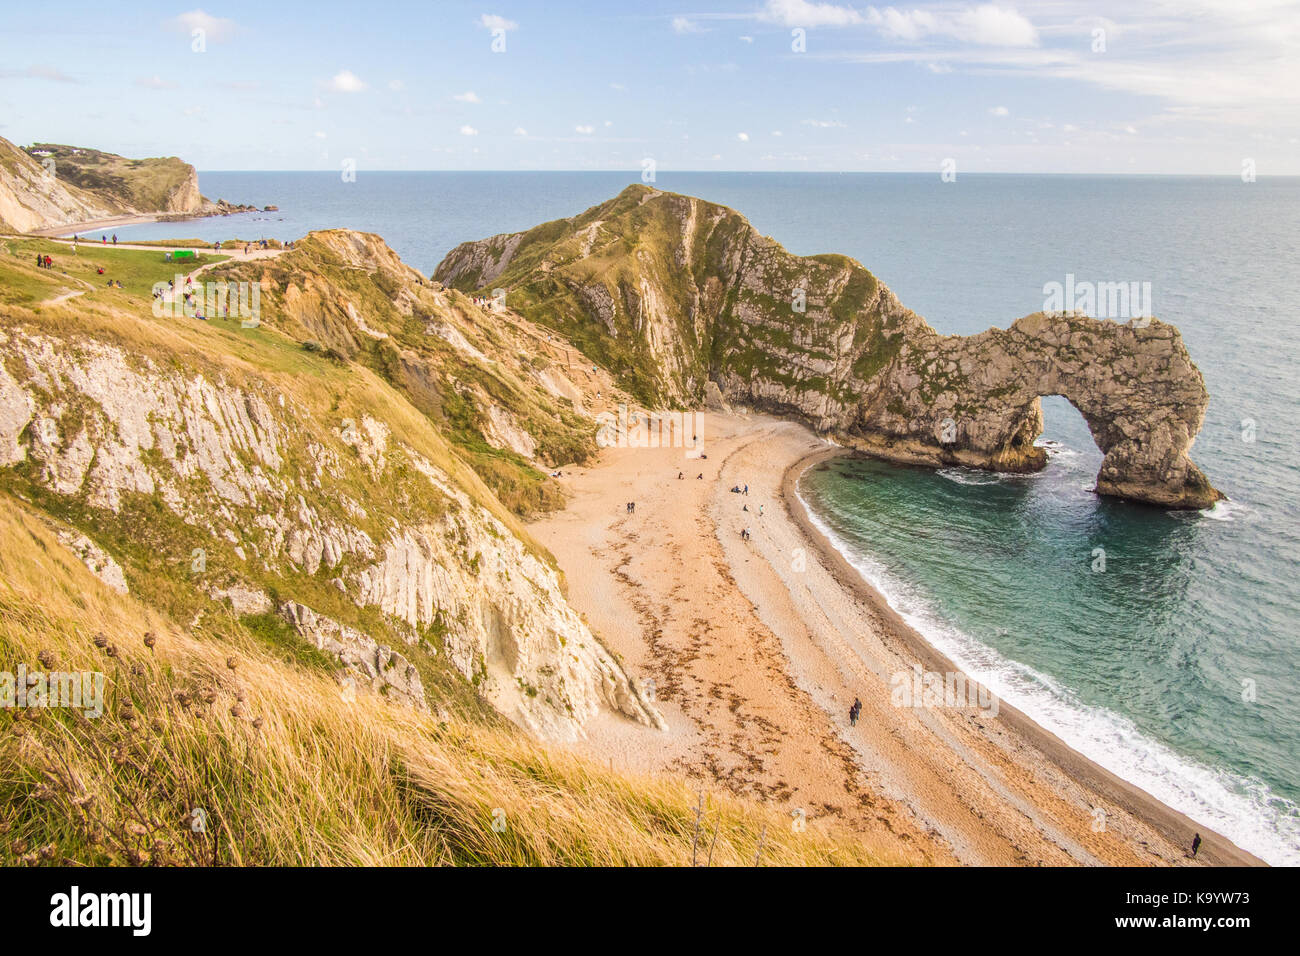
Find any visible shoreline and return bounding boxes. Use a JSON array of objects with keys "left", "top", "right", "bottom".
[
  {"left": 536, "top": 410, "right": 1266, "bottom": 866},
  {"left": 24, "top": 208, "right": 259, "bottom": 239},
  {"left": 781, "top": 443, "right": 1265, "bottom": 867}
]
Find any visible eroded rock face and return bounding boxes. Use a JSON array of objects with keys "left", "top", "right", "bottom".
[
  {"left": 436, "top": 185, "right": 1221, "bottom": 509},
  {"left": 279, "top": 601, "right": 427, "bottom": 711},
  {"left": 843, "top": 312, "right": 1221, "bottom": 509},
  {"left": 0, "top": 328, "right": 663, "bottom": 739}
]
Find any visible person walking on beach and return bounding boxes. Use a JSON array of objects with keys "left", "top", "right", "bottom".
[
  {"left": 850, "top": 697, "right": 862, "bottom": 726},
  {"left": 1191, "top": 833, "right": 1202, "bottom": 858},
  {"left": 743, "top": 483, "right": 749, "bottom": 496}
]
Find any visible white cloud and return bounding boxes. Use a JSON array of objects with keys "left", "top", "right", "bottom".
[
  {"left": 170, "top": 9, "right": 239, "bottom": 43},
  {"left": 772, "top": 130, "right": 784, "bottom": 136},
  {"left": 989, "top": 105, "right": 1010, "bottom": 116},
  {"left": 460, "top": 125, "right": 479, "bottom": 136},
  {"left": 1124, "top": 124, "right": 1138, "bottom": 134},
  {"left": 388, "top": 79, "right": 405, "bottom": 92},
  {"left": 575, "top": 124, "right": 595, "bottom": 134},
  {"left": 513, "top": 127, "right": 528, "bottom": 136},
  {"left": 314, "top": 131, "right": 327, "bottom": 139},
  {"left": 454, "top": 91, "right": 481, "bottom": 103},
  {"left": 802, "top": 118, "right": 846, "bottom": 127},
  {"left": 328, "top": 70, "right": 367, "bottom": 93},
  {"left": 740, "top": 35, "right": 755, "bottom": 43},
  {"left": 672, "top": 17, "right": 704, "bottom": 34},
  {"left": 479, "top": 14, "right": 518, "bottom": 31},
  {"left": 737, "top": 132, "right": 750, "bottom": 141}
]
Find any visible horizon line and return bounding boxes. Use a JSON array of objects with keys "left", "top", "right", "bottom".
[{"left": 193, "top": 168, "right": 1299, "bottom": 178}]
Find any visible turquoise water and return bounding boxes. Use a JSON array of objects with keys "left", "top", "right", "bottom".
[{"left": 113, "top": 172, "right": 1300, "bottom": 864}]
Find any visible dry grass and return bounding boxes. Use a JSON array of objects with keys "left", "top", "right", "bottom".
[{"left": 0, "top": 498, "right": 905, "bottom": 867}]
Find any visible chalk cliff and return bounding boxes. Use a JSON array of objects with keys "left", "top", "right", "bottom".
[
  {"left": 0, "top": 231, "right": 663, "bottom": 740},
  {"left": 0, "top": 136, "right": 250, "bottom": 233}
]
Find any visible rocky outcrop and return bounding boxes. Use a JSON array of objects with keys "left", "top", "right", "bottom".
[
  {"left": 280, "top": 601, "right": 427, "bottom": 711},
  {"left": 436, "top": 185, "right": 1221, "bottom": 509},
  {"left": 56, "top": 529, "right": 129, "bottom": 595},
  {"left": 0, "top": 326, "right": 663, "bottom": 739},
  {"left": 0, "top": 136, "right": 255, "bottom": 234},
  {"left": 0, "top": 137, "right": 117, "bottom": 233}
]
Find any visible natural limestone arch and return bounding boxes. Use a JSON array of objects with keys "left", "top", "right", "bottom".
[{"left": 848, "top": 312, "right": 1223, "bottom": 509}]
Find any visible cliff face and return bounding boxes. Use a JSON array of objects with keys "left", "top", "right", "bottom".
[
  {"left": 0, "top": 233, "right": 663, "bottom": 740},
  {"left": 0, "top": 137, "right": 206, "bottom": 233},
  {"left": 210, "top": 228, "right": 616, "bottom": 515},
  {"left": 436, "top": 185, "right": 1221, "bottom": 509},
  {"left": 0, "top": 137, "right": 118, "bottom": 232}
]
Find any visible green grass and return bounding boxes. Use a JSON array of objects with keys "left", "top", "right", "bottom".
[{"left": 0, "top": 237, "right": 227, "bottom": 307}]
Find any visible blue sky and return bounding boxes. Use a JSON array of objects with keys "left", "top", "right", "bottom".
[{"left": 1, "top": 0, "right": 1297, "bottom": 173}]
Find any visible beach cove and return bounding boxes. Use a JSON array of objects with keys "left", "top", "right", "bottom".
[{"left": 534, "top": 411, "right": 1263, "bottom": 866}]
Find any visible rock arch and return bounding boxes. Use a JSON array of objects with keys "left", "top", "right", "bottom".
[{"left": 850, "top": 312, "right": 1223, "bottom": 509}]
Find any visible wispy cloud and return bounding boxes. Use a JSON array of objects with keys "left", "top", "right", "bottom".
[
  {"left": 453, "top": 91, "right": 481, "bottom": 103},
  {"left": 0, "top": 64, "right": 81, "bottom": 83},
  {"left": 136, "top": 75, "right": 177, "bottom": 90},
  {"left": 480, "top": 14, "right": 518, "bottom": 32}
]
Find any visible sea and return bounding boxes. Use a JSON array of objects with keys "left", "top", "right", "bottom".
[{"left": 106, "top": 170, "right": 1300, "bottom": 865}]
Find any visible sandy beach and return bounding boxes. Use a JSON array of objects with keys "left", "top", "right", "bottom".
[{"left": 533, "top": 410, "right": 1264, "bottom": 866}]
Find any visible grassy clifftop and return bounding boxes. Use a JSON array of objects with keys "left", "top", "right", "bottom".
[{"left": 24, "top": 143, "right": 200, "bottom": 215}]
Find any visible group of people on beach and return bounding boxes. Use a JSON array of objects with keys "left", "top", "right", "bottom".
[{"left": 849, "top": 697, "right": 862, "bottom": 726}]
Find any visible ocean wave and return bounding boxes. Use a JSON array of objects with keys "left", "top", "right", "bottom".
[
  {"left": 795, "top": 486, "right": 1300, "bottom": 866},
  {"left": 936, "top": 467, "right": 1006, "bottom": 486},
  {"left": 1200, "top": 498, "right": 1251, "bottom": 522}
]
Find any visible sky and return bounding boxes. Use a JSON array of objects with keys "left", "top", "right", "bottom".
[{"left": 1, "top": 0, "right": 1297, "bottom": 174}]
